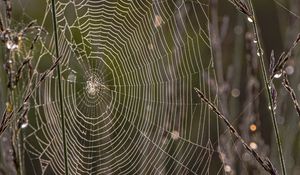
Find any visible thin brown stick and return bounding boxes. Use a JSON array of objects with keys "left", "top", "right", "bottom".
[{"left": 194, "top": 87, "right": 278, "bottom": 175}]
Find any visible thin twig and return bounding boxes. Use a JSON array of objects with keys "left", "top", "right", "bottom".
[
  {"left": 0, "top": 56, "right": 61, "bottom": 137},
  {"left": 271, "top": 33, "right": 300, "bottom": 79},
  {"left": 15, "top": 33, "right": 40, "bottom": 84},
  {"left": 247, "top": 1, "right": 287, "bottom": 175},
  {"left": 50, "top": 0, "right": 68, "bottom": 174},
  {"left": 282, "top": 72, "right": 300, "bottom": 119},
  {"left": 228, "top": 0, "right": 252, "bottom": 17},
  {"left": 194, "top": 88, "right": 278, "bottom": 175}
]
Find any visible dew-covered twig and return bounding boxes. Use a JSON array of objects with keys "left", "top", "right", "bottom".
[
  {"left": 228, "top": 0, "right": 252, "bottom": 18},
  {"left": 194, "top": 87, "right": 278, "bottom": 175},
  {"left": 271, "top": 33, "right": 300, "bottom": 79},
  {"left": 0, "top": 56, "right": 61, "bottom": 137},
  {"left": 282, "top": 72, "right": 300, "bottom": 119},
  {"left": 246, "top": 1, "right": 286, "bottom": 174}
]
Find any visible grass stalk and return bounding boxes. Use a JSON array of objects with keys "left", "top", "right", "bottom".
[
  {"left": 50, "top": 0, "right": 68, "bottom": 174},
  {"left": 194, "top": 88, "right": 277, "bottom": 175},
  {"left": 247, "top": 1, "right": 287, "bottom": 175}
]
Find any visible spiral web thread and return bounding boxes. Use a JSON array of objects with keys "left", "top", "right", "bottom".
[{"left": 23, "top": 0, "right": 222, "bottom": 174}]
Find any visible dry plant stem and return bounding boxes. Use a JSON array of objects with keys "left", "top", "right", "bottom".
[
  {"left": 0, "top": 56, "right": 61, "bottom": 137},
  {"left": 15, "top": 32, "right": 41, "bottom": 84},
  {"left": 194, "top": 88, "right": 278, "bottom": 175},
  {"left": 271, "top": 33, "right": 300, "bottom": 79},
  {"left": 51, "top": 0, "right": 68, "bottom": 174},
  {"left": 247, "top": 1, "right": 287, "bottom": 175},
  {"left": 282, "top": 73, "right": 300, "bottom": 119},
  {"left": 228, "top": 0, "right": 252, "bottom": 17}
]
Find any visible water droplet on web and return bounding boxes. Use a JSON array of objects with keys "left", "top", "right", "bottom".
[
  {"left": 68, "top": 72, "right": 76, "bottom": 82},
  {"left": 253, "top": 39, "right": 257, "bottom": 43},
  {"left": 6, "top": 40, "right": 18, "bottom": 50},
  {"left": 247, "top": 17, "right": 254, "bottom": 23},
  {"left": 224, "top": 165, "right": 231, "bottom": 172},
  {"left": 171, "top": 130, "right": 180, "bottom": 140}
]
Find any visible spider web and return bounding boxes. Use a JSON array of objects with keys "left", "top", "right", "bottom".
[{"left": 22, "top": 0, "right": 222, "bottom": 174}]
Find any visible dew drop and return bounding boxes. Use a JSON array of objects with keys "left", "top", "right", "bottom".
[
  {"left": 253, "top": 39, "right": 258, "bottom": 43},
  {"left": 268, "top": 105, "right": 277, "bottom": 110},
  {"left": 268, "top": 85, "right": 272, "bottom": 90},
  {"left": 68, "top": 72, "right": 76, "bottom": 82},
  {"left": 21, "top": 122, "right": 28, "bottom": 129},
  {"left": 154, "top": 15, "right": 163, "bottom": 28},
  {"left": 273, "top": 72, "right": 282, "bottom": 79},
  {"left": 247, "top": 17, "right": 254, "bottom": 23},
  {"left": 171, "top": 130, "right": 180, "bottom": 140},
  {"left": 257, "top": 49, "right": 263, "bottom": 56},
  {"left": 23, "top": 102, "right": 30, "bottom": 110}
]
